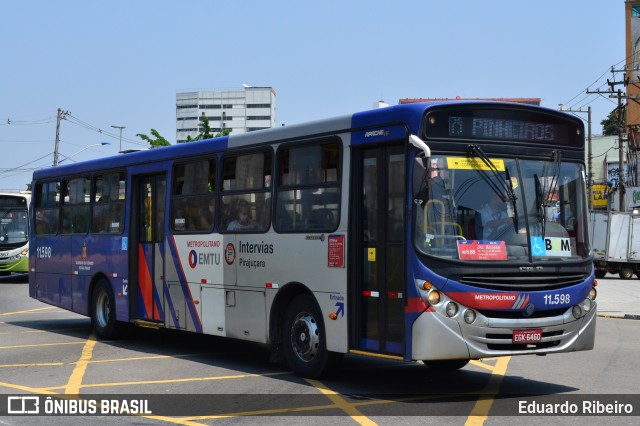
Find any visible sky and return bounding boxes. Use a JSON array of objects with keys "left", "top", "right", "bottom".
[{"left": 0, "top": 0, "right": 627, "bottom": 190}]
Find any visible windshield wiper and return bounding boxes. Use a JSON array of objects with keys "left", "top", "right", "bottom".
[
  {"left": 534, "top": 174, "right": 546, "bottom": 237},
  {"left": 535, "top": 150, "right": 561, "bottom": 237},
  {"left": 467, "top": 144, "right": 518, "bottom": 229},
  {"left": 545, "top": 150, "right": 561, "bottom": 207}
]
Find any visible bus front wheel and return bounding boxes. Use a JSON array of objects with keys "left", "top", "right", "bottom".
[
  {"left": 282, "top": 294, "right": 341, "bottom": 378},
  {"left": 422, "top": 359, "right": 469, "bottom": 370},
  {"left": 91, "top": 279, "right": 121, "bottom": 340}
]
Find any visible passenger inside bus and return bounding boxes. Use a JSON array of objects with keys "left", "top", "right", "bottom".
[{"left": 227, "top": 200, "right": 257, "bottom": 231}]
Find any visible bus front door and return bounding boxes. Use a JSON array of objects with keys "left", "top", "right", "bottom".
[
  {"left": 131, "top": 174, "right": 166, "bottom": 323},
  {"left": 353, "top": 145, "right": 405, "bottom": 356}
]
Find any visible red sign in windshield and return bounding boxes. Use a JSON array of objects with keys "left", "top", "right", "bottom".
[{"left": 457, "top": 240, "right": 507, "bottom": 261}]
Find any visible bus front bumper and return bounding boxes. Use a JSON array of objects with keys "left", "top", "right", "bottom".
[
  {"left": 0, "top": 256, "right": 28, "bottom": 274},
  {"left": 411, "top": 302, "right": 597, "bottom": 361}
]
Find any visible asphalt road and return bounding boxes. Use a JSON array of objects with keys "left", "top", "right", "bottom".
[{"left": 0, "top": 275, "right": 638, "bottom": 425}]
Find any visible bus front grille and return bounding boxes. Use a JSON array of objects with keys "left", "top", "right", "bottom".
[
  {"left": 456, "top": 273, "right": 587, "bottom": 291},
  {"left": 477, "top": 308, "right": 566, "bottom": 319}
]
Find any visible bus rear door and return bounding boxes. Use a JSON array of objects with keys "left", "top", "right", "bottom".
[{"left": 131, "top": 174, "right": 166, "bottom": 324}]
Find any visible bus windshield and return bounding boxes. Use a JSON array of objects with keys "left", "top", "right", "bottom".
[
  {"left": 0, "top": 203, "right": 29, "bottom": 245},
  {"left": 413, "top": 154, "right": 589, "bottom": 262}
]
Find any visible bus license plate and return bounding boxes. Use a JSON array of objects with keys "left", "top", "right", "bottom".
[{"left": 512, "top": 329, "right": 542, "bottom": 344}]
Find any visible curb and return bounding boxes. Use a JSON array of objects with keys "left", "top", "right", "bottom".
[{"left": 597, "top": 313, "right": 640, "bottom": 320}]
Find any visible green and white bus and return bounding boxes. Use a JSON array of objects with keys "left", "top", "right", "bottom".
[{"left": 0, "top": 191, "right": 30, "bottom": 275}]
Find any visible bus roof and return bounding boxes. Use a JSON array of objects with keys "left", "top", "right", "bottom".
[{"left": 32, "top": 101, "right": 579, "bottom": 182}]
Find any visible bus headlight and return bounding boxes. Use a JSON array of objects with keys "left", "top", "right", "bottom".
[
  {"left": 427, "top": 290, "right": 441, "bottom": 305},
  {"left": 589, "top": 286, "right": 597, "bottom": 300},
  {"left": 463, "top": 309, "right": 476, "bottom": 324},
  {"left": 445, "top": 302, "right": 458, "bottom": 317},
  {"left": 572, "top": 305, "right": 583, "bottom": 319},
  {"left": 581, "top": 298, "right": 593, "bottom": 312}
]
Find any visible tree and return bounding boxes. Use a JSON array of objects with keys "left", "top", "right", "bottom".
[
  {"left": 601, "top": 108, "right": 625, "bottom": 136},
  {"left": 136, "top": 129, "right": 171, "bottom": 149},
  {"left": 184, "top": 114, "right": 232, "bottom": 142},
  {"left": 137, "top": 115, "right": 232, "bottom": 148}
]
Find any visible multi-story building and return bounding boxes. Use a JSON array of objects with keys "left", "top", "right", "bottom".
[{"left": 176, "top": 86, "right": 276, "bottom": 143}]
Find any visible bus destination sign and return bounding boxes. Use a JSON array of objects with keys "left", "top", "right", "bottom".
[
  {"left": 424, "top": 106, "right": 583, "bottom": 147},
  {"left": 448, "top": 116, "right": 558, "bottom": 143}
]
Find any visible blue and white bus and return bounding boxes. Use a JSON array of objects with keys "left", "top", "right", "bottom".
[
  {"left": 0, "top": 191, "right": 30, "bottom": 275},
  {"left": 29, "top": 102, "right": 596, "bottom": 377}
]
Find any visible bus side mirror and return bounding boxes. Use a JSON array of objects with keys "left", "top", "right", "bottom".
[
  {"left": 409, "top": 135, "right": 431, "bottom": 165},
  {"left": 419, "top": 156, "right": 429, "bottom": 169}
]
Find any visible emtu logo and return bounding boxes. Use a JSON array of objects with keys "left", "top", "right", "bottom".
[{"left": 188, "top": 250, "right": 198, "bottom": 269}]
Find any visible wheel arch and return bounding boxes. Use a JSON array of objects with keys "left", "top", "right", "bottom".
[{"left": 268, "top": 281, "right": 317, "bottom": 363}]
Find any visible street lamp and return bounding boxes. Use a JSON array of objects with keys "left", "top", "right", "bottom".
[
  {"left": 58, "top": 142, "right": 111, "bottom": 165},
  {"left": 111, "top": 125, "right": 125, "bottom": 153}
]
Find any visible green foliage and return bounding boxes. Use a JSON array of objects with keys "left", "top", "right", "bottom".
[
  {"left": 184, "top": 115, "right": 232, "bottom": 142},
  {"left": 136, "top": 115, "right": 232, "bottom": 148},
  {"left": 136, "top": 129, "right": 171, "bottom": 149},
  {"left": 601, "top": 108, "right": 625, "bottom": 136},
  {"left": 215, "top": 128, "right": 232, "bottom": 137}
]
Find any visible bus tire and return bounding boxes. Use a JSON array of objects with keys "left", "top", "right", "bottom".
[
  {"left": 422, "top": 359, "right": 469, "bottom": 370},
  {"left": 619, "top": 266, "right": 634, "bottom": 280},
  {"left": 91, "top": 279, "right": 121, "bottom": 340},
  {"left": 282, "top": 294, "right": 341, "bottom": 378}
]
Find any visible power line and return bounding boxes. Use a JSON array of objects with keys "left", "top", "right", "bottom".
[
  {"left": 562, "top": 58, "right": 629, "bottom": 111},
  {"left": 0, "top": 152, "right": 54, "bottom": 176},
  {"left": 0, "top": 138, "right": 55, "bottom": 143},
  {"left": 1, "top": 116, "right": 56, "bottom": 126},
  {"left": 63, "top": 113, "right": 149, "bottom": 148},
  {"left": 3, "top": 111, "right": 155, "bottom": 149}
]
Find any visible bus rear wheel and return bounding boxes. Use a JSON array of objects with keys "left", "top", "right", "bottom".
[
  {"left": 422, "top": 359, "right": 469, "bottom": 370},
  {"left": 282, "top": 294, "right": 341, "bottom": 378},
  {"left": 91, "top": 279, "right": 121, "bottom": 340}
]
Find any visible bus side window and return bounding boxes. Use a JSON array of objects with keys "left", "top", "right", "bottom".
[
  {"left": 35, "top": 181, "right": 60, "bottom": 235},
  {"left": 275, "top": 140, "right": 341, "bottom": 232},
  {"left": 61, "top": 177, "right": 90, "bottom": 234},
  {"left": 220, "top": 151, "right": 272, "bottom": 233},
  {"left": 171, "top": 160, "right": 215, "bottom": 233},
  {"left": 92, "top": 171, "right": 126, "bottom": 234},
  {"left": 275, "top": 201, "right": 293, "bottom": 230},
  {"left": 257, "top": 197, "right": 272, "bottom": 230}
]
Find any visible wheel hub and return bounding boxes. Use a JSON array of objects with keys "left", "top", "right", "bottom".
[
  {"left": 96, "top": 292, "right": 110, "bottom": 328},
  {"left": 290, "top": 312, "right": 320, "bottom": 362}
]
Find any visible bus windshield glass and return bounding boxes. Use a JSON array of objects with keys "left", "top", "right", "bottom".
[
  {"left": 413, "top": 154, "right": 589, "bottom": 262},
  {"left": 0, "top": 200, "right": 29, "bottom": 245}
]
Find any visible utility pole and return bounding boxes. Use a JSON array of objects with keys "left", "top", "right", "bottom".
[
  {"left": 560, "top": 105, "right": 592, "bottom": 209},
  {"left": 53, "top": 108, "right": 69, "bottom": 166},
  {"left": 617, "top": 89, "right": 625, "bottom": 212},
  {"left": 587, "top": 67, "right": 629, "bottom": 211}
]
